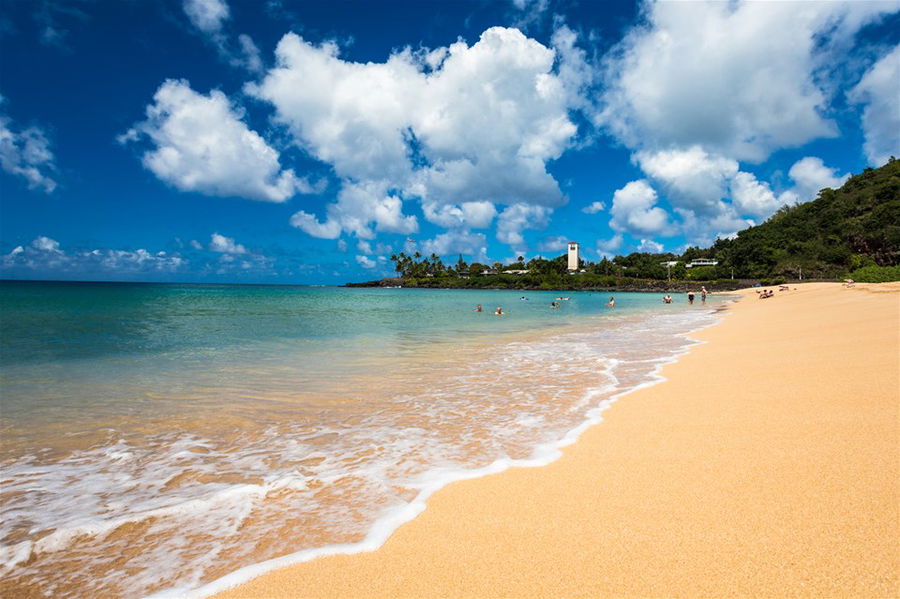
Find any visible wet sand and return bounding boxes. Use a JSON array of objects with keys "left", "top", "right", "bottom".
[{"left": 215, "top": 282, "right": 899, "bottom": 598}]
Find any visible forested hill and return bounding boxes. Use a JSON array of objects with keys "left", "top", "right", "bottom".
[{"left": 710, "top": 157, "right": 900, "bottom": 280}]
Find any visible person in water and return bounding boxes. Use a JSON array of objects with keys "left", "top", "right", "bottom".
[
  {"left": 495, "top": 306, "right": 504, "bottom": 315},
  {"left": 701, "top": 286, "right": 708, "bottom": 303},
  {"left": 551, "top": 301, "right": 560, "bottom": 309},
  {"left": 475, "top": 304, "right": 482, "bottom": 312},
  {"left": 663, "top": 294, "right": 673, "bottom": 304},
  {"left": 607, "top": 296, "right": 615, "bottom": 308}
]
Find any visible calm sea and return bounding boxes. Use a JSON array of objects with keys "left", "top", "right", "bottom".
[{"left": 0, "top": 281, "right": 727, "bottom": 598}]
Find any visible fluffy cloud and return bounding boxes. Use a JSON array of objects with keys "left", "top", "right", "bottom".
[
  {"left": 537, "top": 235, "right": 568, "bottom": 253},
  {"left": 249, "top": 26, "right": 588, "bottom": 246},
  {"left": 122, "top": 79, "right": 317, "bottom": 202},
  {"left": 31, "top": 236, "right": 61, "bottom": 252},
  {"left": 420, "top": 230, "right": 488, "bottom": 258},
  {"left": 208, "top": 232, "right": 247, "bottom": 254},
  {"left": 788, "top": 156, "right": 850, "bottom": 202},
  {"left": 183, "top": 0, "right": 263, "bottom": 73},
  {"left": 0, "top": 109, "right": 57, "bottom": 193},
  {"left": 635, "top": 147, "right": 738, "bottom": 215},
  {"left": 629, "top": 148, "right": 848, "bottom": 244},
  {"left": 730, "top": 171, "right": 796, "bottom": 217},
  {"left": 636, "top": 239, "right": 664, "bottom": 253},
  {"left": 596, "top": 234, "right": 623, "bottom": 256},
  {"left": 849, "top": 45, "right": 900, "bottom": 167},
  {"left": 599, "top": 1, "right": 894, "bottom": 162},
  {"left": 421, "top": 201, "right": 496, "bottom": 229},
  {"left": 495, "top": 204, "right": 551, "bottom": 247},
  {"left": 581, "top": 201, "right": 605, "bottom": 214},
  {"left": 183, "top": 0, "right": 229, "bottom": 34},
  {"left": 290, "top": 180, "right": 418, "bottom": 240},
  {"left": 355, "top": 255, "right": 376, "bottom": 269},
  {"left": 609, "top": 180, "right": 670, "bottom": 236},
  {"left": 2, "top": 237, "right": 186, "bottom": 275}
]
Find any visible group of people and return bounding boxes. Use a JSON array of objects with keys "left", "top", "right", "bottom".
[
  {"left": 663, "top": 286, "right": 708, "bottom": 304},
  {"left": 476, "top": 295, "right": 615, "bottom": 315},
  {"left": 480, "top": 289, "right": 718, "bottom": 315}
]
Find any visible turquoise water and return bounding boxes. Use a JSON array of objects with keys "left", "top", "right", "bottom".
[{"left": 0, "top": 281, "right": 726, "bottom": 598}]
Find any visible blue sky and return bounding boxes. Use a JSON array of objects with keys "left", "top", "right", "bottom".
[{"left": 1, "top": 0, "right": 898, "bottom": 283}]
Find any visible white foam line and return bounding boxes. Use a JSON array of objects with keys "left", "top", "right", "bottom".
[{"left": 147, "top": 307, "right": 727, "bottom": 599}]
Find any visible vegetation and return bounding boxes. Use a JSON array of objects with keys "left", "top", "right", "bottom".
[
  {"left": 361, "top": 159, "right": 899, "bottom": 290},
  {"left": 711, "top": 157, "right": 900, "bottom": 280}
]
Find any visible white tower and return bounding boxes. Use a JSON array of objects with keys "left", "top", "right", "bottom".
[{"left": 567, "top": 242, "right": 580, "bottom": 271}]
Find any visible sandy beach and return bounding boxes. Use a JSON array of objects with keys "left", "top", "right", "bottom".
[{"left": 216, "top": 282, "right": 899, "bottom": 598}]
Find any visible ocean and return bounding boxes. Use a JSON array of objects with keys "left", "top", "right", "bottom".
[{"left": 0, "top": 281, "right": 727, "bottom": 598}]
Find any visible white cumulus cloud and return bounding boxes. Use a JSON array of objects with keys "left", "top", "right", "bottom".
[
  {"left": 183, "top": 0, "right": 229, "bottom": 34},
  {"left": 598, "top": 0, "right": 895, "bottom": 162},
  {"left": 581, "top": 201, "right": 606, "bottom": 214},
  {"left": 249, "top": 26, "right": 590, "bottom": 243},
  {"left": 730, "top": 171, "right": 796, "bottom": 217},
  {"left": 31, "top": 236, "right": 61, "bottom": 252},
  {"left": 420, "top": 230, "right": 488, "bottom": 258},
  {"left": 0, "top": 111, "right": 57, "bottom": 193},
  {"left": 496, "top": 204, "right": 551, "bottom": 247},
  {"left": 2, "top": 237, "right": 186, "bottom": 275},
  {"left": 290, "top": 180, "right": 418, "bottom": 240},
  {"left": 422, "top": 201, "right": 497, "bottom": 229},
  {"left": 787, "top": 156, "right": 850, "bottom": 202},
  {"left": 537, "top": 235, "right": 568, "bottom": 253},
  {"left": 609, "top": 180, "right": 670, "bottom": 236},
  {"left": 635, "top": 147, "right": 738, "bottom": 215},
  {"left": 208, "top": 232, "right": 247, "bottom": 254},
  {"left": 637, "top": 239, "right": 664, "bottom": 253},
  {"left": 355, "top": 255, "right": 376, "bottom": 268},
  {"left": 122, "top": 79, "right": 317, "bottom": 202},
  {"left": 849, "top": 44, "right": 900, "bottom": 167}
]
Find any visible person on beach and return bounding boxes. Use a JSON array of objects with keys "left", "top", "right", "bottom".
[
  {"left": 663, "top": 294, "right": 673, "bottom": 304},
  {"left": 687, "top": 292, "right": 695, "bottom": 304},
  {"left": 607, "top": 296, "right": 615, "bottom": 308},
  {"left": 495, "top": 306, "right": 504, "bottom": 315},
  {"left": 475, "top": 304, "right": 482, "bottom": 312}
]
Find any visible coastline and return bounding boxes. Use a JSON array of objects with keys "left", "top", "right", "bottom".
[{"left": 213, "top": 282, "right": 899, "bottom": 598}]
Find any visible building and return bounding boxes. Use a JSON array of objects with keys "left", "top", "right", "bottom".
[
  {"left": 686, "top": 259, "right": 718, "bottom": 268},
  {"left": 567, "top": 242, "right": 580, "bottom": 271}
]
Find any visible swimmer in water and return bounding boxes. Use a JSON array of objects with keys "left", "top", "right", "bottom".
[
  {"left": 607, "top": 296, "right": 615, "bottom": 308},
  {"left": 495, "top": 306, "right": 504, "bottom": 315}
]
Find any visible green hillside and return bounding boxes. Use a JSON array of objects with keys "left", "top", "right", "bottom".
[{"left": 710, "top": 157, "right": 900, "bottom": 280}]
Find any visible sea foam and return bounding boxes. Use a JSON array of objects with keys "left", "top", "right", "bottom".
[{"left": 1, "top": 303, "right": 724, "bottom": 598}]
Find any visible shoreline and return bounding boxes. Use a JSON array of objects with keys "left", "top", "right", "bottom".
[{"left": 212, "top": 282, "right": 898, "bottom": 598}]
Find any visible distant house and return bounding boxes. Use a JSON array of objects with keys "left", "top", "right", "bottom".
[
  {"left": 686, "top": 259, "right": 718, "bottom": 268},
  {"left": 503, "top": 269, "right": 530, "bottom": 275}
]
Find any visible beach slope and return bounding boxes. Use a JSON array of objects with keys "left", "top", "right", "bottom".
[{"left": 217, "top": 282, "right": 899, "bottom": 598}]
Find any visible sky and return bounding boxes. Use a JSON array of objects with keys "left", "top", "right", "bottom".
[{"left": 1, "top": 0, "right": 898, "bottom": 284}]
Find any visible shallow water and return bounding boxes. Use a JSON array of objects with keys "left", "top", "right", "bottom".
[{"left": 0, "top": 281, "right": 726, "bottom": 598}]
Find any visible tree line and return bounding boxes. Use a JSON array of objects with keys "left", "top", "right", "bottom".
[{"left": 383, "top": 158, "right": 899, "bottom": 288}]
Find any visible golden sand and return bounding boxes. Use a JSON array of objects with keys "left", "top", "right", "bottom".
[{"left": 216, "top": 282, "right": 899, "bottom": 598}]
